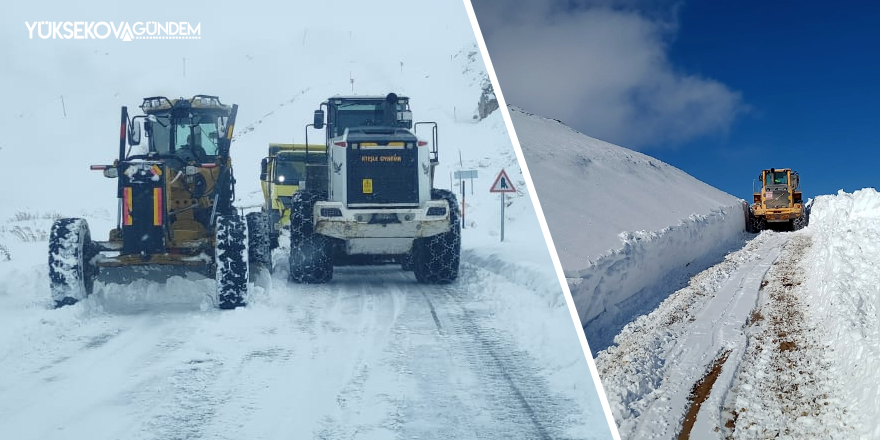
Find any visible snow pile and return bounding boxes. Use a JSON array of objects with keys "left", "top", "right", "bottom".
[
  {"left": 804, "top": 188, "right": 880, "bottom": 438},
  {"left": 510, "top": 107, "right": 746, "bottom": 352}
]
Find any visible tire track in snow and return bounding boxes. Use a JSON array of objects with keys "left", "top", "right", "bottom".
[
  {"left": 720, "top": 234, "right": 856, "bottom": 439},
  {"left": 432, "top": 273, "right": 580, "bottom": 440},
  {"left": 203, "top": 267, "right": 409, "bottom": 440},
  {"left": 678, "top": 349, "right": 731, "bottom": 440},
  {"left": 596, "top": 232, "right": 785, "bottom": 439}
]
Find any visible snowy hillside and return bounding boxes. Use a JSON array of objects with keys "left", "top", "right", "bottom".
[
  {"left": 0, "top": 2, "right": 613, "bottom": 439},
  {"left": 594, "top": 189, "right": 880, "bottom": 439},
  {"left": 509, "top": 107, "right": 746, "bottom": 352}
]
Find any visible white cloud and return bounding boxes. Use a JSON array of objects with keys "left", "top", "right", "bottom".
[{"left": 472, "top": 0, "right": 746, "bottom": 149}]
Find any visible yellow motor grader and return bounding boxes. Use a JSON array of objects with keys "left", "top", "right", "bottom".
[
  {"left": 747, "top": 168, "right": 806, "bottom": 232},
  {"left": 48, "top": 95, "right": 269, "bottom": 309}
]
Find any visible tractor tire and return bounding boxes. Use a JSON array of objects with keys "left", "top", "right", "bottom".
[
  {"left": 413, "top": 189, "right": 461, "bottom": 284},
  {"left": 216, "top": 214, "right": 248, "bottom": 309},
  {"left": 745, "top": 206, "right": 755, "bottom": 233},
  {"left": 246, "top": 211, "right": 272, "bottom": 270},
  {"left": 288, "top": 190, "right": 332, "bottom": 284},
  {"left": 400, "top": 251, "right": 414, "bottom": 271},
  {"left": 48, "top": 218, "right": 97, "bottom": 308},
  {"left": 267, "top": 208, "right": 281, "bottom": 249},
  {"left": 793, "top": 215, "right": 806, "bottom": 231},
  {"left": 751, "top": 215, "right": 766, "bottom": 233}
]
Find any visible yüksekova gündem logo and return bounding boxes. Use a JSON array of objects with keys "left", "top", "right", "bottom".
[{"left": 25, "top": 21, "right": 201, "bottom": 41}]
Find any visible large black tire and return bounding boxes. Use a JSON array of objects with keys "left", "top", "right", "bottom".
[
  {"left": 751, "top": 215, "right": 766, "bottom": 233},
  {"left": 49, "top": 218, "right": 97, "bottom": 308},
  {"left": 793, "top": 215, "right": 806, "bottom": 231},
  {"left": 413, "top": 189, "right": 461, "bottom": 284},
  {"left": 246, "top": 211, "right": 272, "bottom": 270},
  {"left": 216, "top": 215, "right": 248, "bottom": 309},
  {"left": 288, "top": 191, "right": 332, "bottom": 283},
  {"left": 400, "top": 251, "right": 414, "bottom": 271},
  {"left": 266, "top": 208, "right": 282, "bottom": 249},
  {"left": 745, "top": 205, "right": 755, "bottom": 233}
]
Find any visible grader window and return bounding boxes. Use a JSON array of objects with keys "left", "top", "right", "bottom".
[
  {"left": 765, "top": 172, "right": 788, "bottom": 186},
  {"left": 147, "top": 116, "right": 172, "bottom": 155},
  {"left": 173, "top": 117, "right": 221, "bottom": 157}
]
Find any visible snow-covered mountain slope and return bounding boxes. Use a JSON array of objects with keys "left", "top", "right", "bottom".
[
  {"left": 509, "top": 107, "right": 741, "bottom": 268},
  {"left": 510, "top": 107, "right": 746, "bottom": 352},
  {"left": 0, "top": 2, "right": 614, "bottom": 439},
  {"left": 593, "top": 189, "right": 880, "bottom": 439}
]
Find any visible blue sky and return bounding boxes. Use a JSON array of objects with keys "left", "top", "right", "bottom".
[
  {"left": 473, "top": 0, "right": 880, "bottom": 200},
  {"left": 653, "top": 0, "right": 880, "bottom": 200}
]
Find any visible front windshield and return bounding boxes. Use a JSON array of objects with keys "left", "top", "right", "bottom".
[
  {"left": 174, "top": 116, "right": 221, "bottom": 156},
  {"left": 765, "top": 171, "right": 788, "bottom": 185},
  {"left": 332, "top": 101, "right": 408, "bottom": 137},
  {"left": 274, "top": 159, "right": 303, "bottom": 184},
  {"left": 138, "top": 113, "right": 223, "bottom": 158}
]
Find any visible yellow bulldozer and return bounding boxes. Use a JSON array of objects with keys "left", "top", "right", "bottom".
[
  {"left": 747, "top": 168, "right": 807, "bottom": 232},
  {"left": 259, "top": 143, "right": 328, "bottom": 248}
]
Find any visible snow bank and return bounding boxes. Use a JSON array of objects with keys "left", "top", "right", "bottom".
[
  {"left": 804, "top": 188, "right": 880, "bottom": 439},
  {"left": 509, "top": 107, "right": 746, "bottom": 353},
  {"left": 571, "top": 205, "right": 746, "bottom": 352}
]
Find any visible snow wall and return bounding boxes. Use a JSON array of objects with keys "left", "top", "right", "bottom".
[
  {"left": 570, "top": 202, "right": 747, "bottom": 353},
  {"left": 805, "top": 188, "right": 880, "bottom": 437}
]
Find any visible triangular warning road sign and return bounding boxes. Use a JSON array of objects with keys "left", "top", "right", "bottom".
[{"left": 489, "top": 169, "right": 517, "bottom": 193}]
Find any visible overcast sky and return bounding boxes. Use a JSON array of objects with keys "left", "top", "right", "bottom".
[{"left": 471, "top": 0, "right": 747, "bottom": 150}]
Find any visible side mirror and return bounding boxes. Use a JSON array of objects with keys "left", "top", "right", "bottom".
[
  {"left": 260, "top": 158, "right": 268, "bottom": 181},
  {"left": 128, "top": 120, "right": 142, "bottom": 145},
  {"left": 313, "top": 109, "right": 325, "bottom": 129},
  {"left": 103, "top": 167, "right": 118, "bottom": 178}
]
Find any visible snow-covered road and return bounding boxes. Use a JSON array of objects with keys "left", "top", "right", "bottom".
[
  {"left": 596, "top": 188, "right": 879, "bottom": 440},
  {"left": 0, "top": 253, "right": 586, "bottom": 440},
  {"left": 596, "top": 232, "right": 784, "bottom": 438},
  {"left": 627, "top": 233, "right": 786, "bottom": 440}
]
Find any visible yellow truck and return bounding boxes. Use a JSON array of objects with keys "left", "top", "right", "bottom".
[
  {"left": 748, "top": 168, "right": 806, "bottom": 232},
  {"left": 260, "top": 143, "right": 327, "bottom": 247}
]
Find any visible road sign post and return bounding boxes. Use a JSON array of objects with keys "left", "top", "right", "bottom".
[
  {"left": 454, "top": 170, "right": 478, "bottom": 230},
  {"left": 462, "top": 180, "right": 466, "bottom": 229},
  {"left": 489, "top": 169, "right": 516, "bottom": 242}
]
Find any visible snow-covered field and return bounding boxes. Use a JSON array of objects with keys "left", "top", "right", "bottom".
[{"left": 0, "top": 1, "right": 614, "bottom": 439}]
